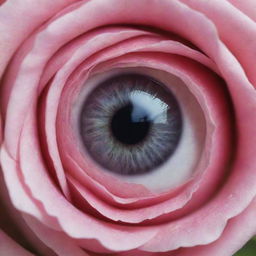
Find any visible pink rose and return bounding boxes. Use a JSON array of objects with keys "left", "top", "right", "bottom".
[{"left": 1, "top": 0, "right": 256, "bottom": 255}]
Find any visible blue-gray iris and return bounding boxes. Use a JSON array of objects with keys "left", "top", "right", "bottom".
[{"left": 80, "top": 74, "right": 183, "bottom": 175}]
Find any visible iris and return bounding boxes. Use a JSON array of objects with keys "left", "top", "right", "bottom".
[{"left": 80, "top": 74, "right": 182, "bottom": 175}]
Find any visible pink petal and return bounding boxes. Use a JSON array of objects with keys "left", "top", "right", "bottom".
[
  {"left": 228, "top": 0, "right": 256, "bottom": 21},
  {"left": 61, "top": 52, "right": 231, "bottom": 223},
  {"left": 0, "top": 230, "right": 33, "bottom": 256},
  {"left": 0, "top": 0, "right": 77, "bottom": 77},
  {"left": 1, "top": 0, "right": 256, "bottom": 253},
  {"left": 23, "top": 214, "right": 88, "bottom": 256},
  {"left": 43, "top": 31, "right": 160, "bottom": 200},
  {"left": 176, "top": 197, "right": 256, "bottom": 256},
  {"left": 180, "top": 0, "right": 256, "bottom": 86}
]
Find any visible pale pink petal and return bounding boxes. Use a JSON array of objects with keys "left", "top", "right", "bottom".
[
  {"left": 60, "top": 52, "right": 231, "bottom": 223},
  {"left": 228, "top": 0, "right": 256, "bottom": 21},
  {"left": 22, "top": 214, "right": 88, "bottom": 256},
  {"left": 176, "top": 197, "right": 256, "bottom": 256},
  {"left": 18, "top": 111, "right": 158, "bottom": 252},
  {"left": 1, "top": 148, "right": 46, "bottom": 223},
  {"left": 54, "top": 33, "right": 223, "bottom": 209},
  {"left": 1, "top": 0, "right": 256, "bottom": 254},
  {"left": 38, "top": 29, "right": 157, "bottom": 200},
  {"left": 0, "top": 0, "right": 77, "bottom": 77},
  {"left": 180, "top": 0, "right": 256, "bottom": 86},
  {"left": 43, "top": 32, "right": 161, "bottom": 200},
  {"left": 0, "top": 168, "right": 62, "bottom": 256}
]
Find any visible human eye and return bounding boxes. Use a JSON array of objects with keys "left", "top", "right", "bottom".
[{"left": 71, "top": 67, "right": 206, "bottom": 193}]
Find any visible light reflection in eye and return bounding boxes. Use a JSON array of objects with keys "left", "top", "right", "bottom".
[
  {"left": 72, "top": 67, "right": 206, "bottom": 192},
  {"left": 129, "top": 90, "right": 169, "bottom": 124}
]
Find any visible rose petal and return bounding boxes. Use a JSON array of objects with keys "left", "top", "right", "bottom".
[
  {"left": 43, "top": 31, "right": 161, "bottom": 199},
  {"left": 228, "top": 0, "right": 256, "bottom": 21},
  {"left": 61, "top": 52, "right": 231, "bottom": 223},
  {"left": 22, "top": 214, "right": 88, "bottom": 256},
  {"left": 0, "top": 0, "right": 76, "bottom": 77},
  {"left": 17, "top": 112, "right": 158, "bottom": 252},
  {"left": 0, "top": 167, "right": 60, "bottom": 255},
  {"left": 180, "top": 0, "right": 256, "bottom": 86},
  {"left": 1, "top": 0, "right": 256, "bottom": 253},
  {"left": 0, "top": 230, "right": 33, "bottom": 256},
  {"left": 175, "top": 197, "right": 256, "bottom": 256}
]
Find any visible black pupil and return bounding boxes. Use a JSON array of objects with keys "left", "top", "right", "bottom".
[{"left": 111, "top": 103, "right": 151, "bottom": 145}]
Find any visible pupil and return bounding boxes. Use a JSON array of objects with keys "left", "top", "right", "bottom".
[{"left": 111, "top": 103, "right": 151, "bottom": 145}]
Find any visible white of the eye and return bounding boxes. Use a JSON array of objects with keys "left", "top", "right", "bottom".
[{"left": 73, "top": 67, "right": 206, "bottom": 193}]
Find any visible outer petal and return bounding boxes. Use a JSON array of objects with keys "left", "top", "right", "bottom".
[
  {"left": 0, "top": 0, "right": 77, "bottom": 77},
  {"left": 22, "top": 214, "right": 88, "bottom": 256},
  {"left": 0, "top": 231, "right": 33, "bottom": 256},
  {"left": 0, "top": 158, "right": 58, "bottom": 255},
  {"left": 1, "top": 0, "right": 256, "bottom": 254},
  {"left": 176, "top": 197, "right": 256, "bottom": 256},
  {"left": 180, "top": 0, "right": 256, "bottom": 86},
  {"left": 228, "top": 0, "right": 256, "bottom": 21}
]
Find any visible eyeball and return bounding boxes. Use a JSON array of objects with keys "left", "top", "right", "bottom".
[{"left": 72, "top": 67, "right": 206, "bottom": 192}]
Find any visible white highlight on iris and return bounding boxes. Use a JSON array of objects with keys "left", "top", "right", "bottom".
[{"left": 130, "top": 90, "right": 169, "bottom": 124}]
